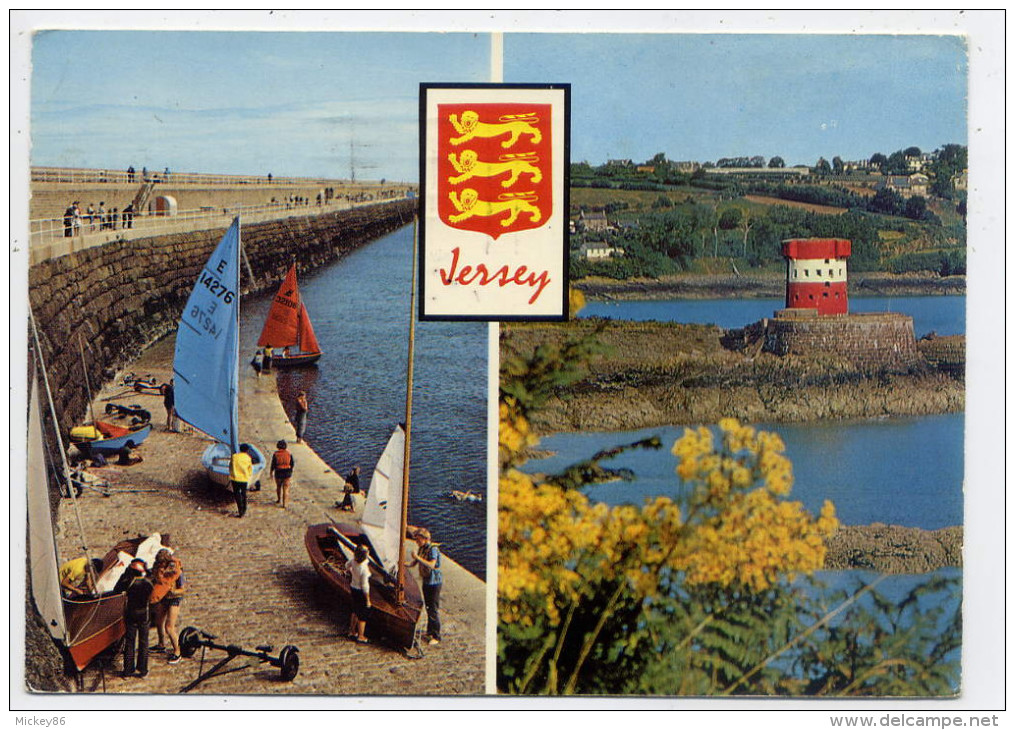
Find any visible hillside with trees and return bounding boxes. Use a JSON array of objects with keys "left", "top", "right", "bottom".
[{"left": 569, "top": 146, "right": 967, "bottom": 282}]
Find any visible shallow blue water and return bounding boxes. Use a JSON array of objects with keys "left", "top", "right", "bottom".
[
  {"left": 241, "top": 226, "right": 488, "bottom": 579},
  {"left": 582, "top": 295, "right": 966, "bottom": 338},
  {"left": 521, "top": 413, "right": 963, "bottom": 530}
]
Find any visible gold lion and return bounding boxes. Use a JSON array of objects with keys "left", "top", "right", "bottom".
[
  {"left": 447, "top": 189, "right": 542, "bottom": 227},
  {"left": 448, "top": 111, "right": 542, "bottom": 149},
  {"left": 447, "top": 150, "right": 543, "bottom": 188}
]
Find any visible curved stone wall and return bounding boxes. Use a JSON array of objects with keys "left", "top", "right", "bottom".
[
  {"left": 29, "top": 200, "right": 415, "bottom": 436},
  {"left": 761, "top": 309, "right": 923, "bottom": 370}
]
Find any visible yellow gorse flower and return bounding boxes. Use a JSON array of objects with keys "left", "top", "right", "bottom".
[{"left": 499, "top": 410, "right": 838, "bottom": 628}]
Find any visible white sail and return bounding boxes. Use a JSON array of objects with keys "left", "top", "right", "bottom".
[
  {"left": 27, "top": 374, "right": 67, "bottom": 641},
  {"left": 361, "top": 424, "right": 406, "bottom": 578}
]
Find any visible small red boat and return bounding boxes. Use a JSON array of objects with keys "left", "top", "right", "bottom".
[{"left": 258, "top": 263, "right": 322, "bottom": 368}]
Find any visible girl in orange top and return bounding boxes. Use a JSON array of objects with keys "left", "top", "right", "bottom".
[{"left": 150, "top": 549, "right": 186, "bottom": 663}]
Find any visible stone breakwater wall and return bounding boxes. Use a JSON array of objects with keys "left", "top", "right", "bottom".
[
  {"left": 29, "top": 200, "right": 415, "bottom": 436},
  {"left": 729, "top": 310, "right": 923, "bottom": 371}
]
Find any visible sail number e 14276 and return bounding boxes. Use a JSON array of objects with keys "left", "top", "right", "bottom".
[{"left": 199, "top": 271, "right": 236, "bottom": 304}]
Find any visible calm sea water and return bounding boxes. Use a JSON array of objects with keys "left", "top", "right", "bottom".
[
  {"left": 567, "top": 294, "right": 966, "bottom": 529},
  {"left": 520, "top": 413, "right": 963, "bottom": 530},
  {"left": 240, "top": 226, "right": 488, "bottom": 579},
  {"left": 582, "top": 295, "right": 966, "bottom": 337}
]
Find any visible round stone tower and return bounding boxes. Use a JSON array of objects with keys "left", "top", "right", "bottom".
[{"left": 782, "top": 238, "right": 851, "bottom": 315}]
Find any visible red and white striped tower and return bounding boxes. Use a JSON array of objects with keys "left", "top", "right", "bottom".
[{"left": 781, "top": 238, "right": 851, "bottom": 315}]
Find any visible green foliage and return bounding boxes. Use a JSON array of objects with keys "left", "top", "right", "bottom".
[
  {"left": 499, "top": 328, "right": 608, "bottom": 417},
  {"left": 546, "top": 437, "right": 663, "bottom": 491},
  {"left": 885, "top": 248, "right": 966, "bottom": 276},
  {"left": 928, "top": 144, "right": 968, "bottom": 199}
]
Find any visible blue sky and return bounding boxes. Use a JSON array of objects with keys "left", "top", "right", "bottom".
[
  {"left": 506, "top": 34, "right": 967, "bottom": 167},
  {"left": 31, "top": 31, "right": 490, "bottom": 181},
  {"left": 30, "top": 31, "right": 966, "bottom": 180}
]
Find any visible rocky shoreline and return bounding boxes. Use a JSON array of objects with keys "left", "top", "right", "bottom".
[
  {"left": 575, "top": 271, "right": 966, "bottom": 301},
  {"left": 502, "top": 319, "right": 964, "bottom": 435},
  {"left": 502, "top": 315, "right": 965, "bottom": 577},
  {"left": 824, "top": 524, "right": 962, "bottom": 574}
]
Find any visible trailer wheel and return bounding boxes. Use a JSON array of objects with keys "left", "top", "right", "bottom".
[
  {"left": 180, "top": 627, "right": 202, "bottom": 658},
  {"left": 279, "top": 645, "right": 299, "bottom": 681}
]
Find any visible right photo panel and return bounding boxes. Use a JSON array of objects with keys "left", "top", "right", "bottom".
[{"left": 497, "top": 33, "right": 967, "bottom": 697}]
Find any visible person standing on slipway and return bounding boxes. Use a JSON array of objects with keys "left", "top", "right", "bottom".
[
  {"left": 408, "top": 528, "right": 443, "bottom": 646},
  {"left": 294, "top": 390, "right": 309, "bottom": 443},
  {"left": 118, "top": 558, "right": 153, "bottom": 678},
  {"left": 229, "top": 444, "right": 254, "bottom": 517}
]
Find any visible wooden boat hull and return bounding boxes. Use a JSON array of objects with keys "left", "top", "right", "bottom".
[
  {"left": 305, "top": 523, "right": 423, "bottom": 649},
  {"left": 272, "top": 352, "right": 322, "bottom": 368},
  {"left": 63, "top": 535, "right": 162, "bottom": 671},
  {"left": 203, "top": 442, "right": 266, "bottom": 489},
  {"left": 63, "top": 592, "right": 127, "bottom": 671},
  {"left": 73, "top": 424, "right": 152, "bottom": 455}
]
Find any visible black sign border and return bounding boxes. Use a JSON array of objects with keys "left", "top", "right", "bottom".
[{"left": 418, "top": 82, "right": 571, "bottom": 323}]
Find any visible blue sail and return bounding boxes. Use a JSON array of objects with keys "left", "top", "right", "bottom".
[{"left": 172, "top": 218, "right": 240, "bottom": 452}]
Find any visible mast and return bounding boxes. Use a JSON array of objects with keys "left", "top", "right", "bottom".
[
  {"left": 232, "top": 216, "right": 242, "bottom": 453},
  {"left": 396, "top": 216, "right": 418, "bottom": 605},
  {"left": 30, "top": 309, "right": 96, "bottom": 583},
  {"left": 77, "top": 334, "right": 96, "bottom": 427}
]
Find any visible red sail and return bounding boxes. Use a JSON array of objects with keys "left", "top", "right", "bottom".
[
  {"left": 297, "top": 303, "right": 322, "bottom": 355},
  {"left": 258, "top": 264, "right": 301, "bottom": 348}
]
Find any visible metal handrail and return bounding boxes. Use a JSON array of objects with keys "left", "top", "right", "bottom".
[
  {"left": 28, "top": 194, "right": 412, "bottom": 255},
  {"left": 31, "top": 165, "right": 410, "bottom": 189}
]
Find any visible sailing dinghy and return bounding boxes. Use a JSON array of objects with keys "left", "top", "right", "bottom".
[
  {"left": 68, "top": 337, "right": 152, "bottom": 457},
  {"left": 306, "top": 220, "right": 424, "bottom": 650},
  {"left": 305, "top": 424, "right": 424, "bottom": 649},
  {"left": 29, "top": 323, "right": 168, "bottom": 672},
  {"left": 172, "top": 217, "right": 265, "bottom": 488},
  {"left": 258, "top": 263, "right": 322, "bottom": 367}
]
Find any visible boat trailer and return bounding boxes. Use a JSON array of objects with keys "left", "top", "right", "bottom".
[{"left": 178, "top": 626, "right": 300, "bottom": 692}]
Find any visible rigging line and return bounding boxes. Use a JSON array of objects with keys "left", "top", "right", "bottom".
[
  {"left": 30, "top": 308, "right": 103, "bottom": 641},
  {"left": 78, "top": 334, "right": 97, "bottom": 427}
]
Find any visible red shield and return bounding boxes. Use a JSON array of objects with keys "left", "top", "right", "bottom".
[{"left": 437, "top": 103, "right": 552, "bottom": 240}]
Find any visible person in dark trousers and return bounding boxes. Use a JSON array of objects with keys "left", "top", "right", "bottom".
[
  {"left": 229, "top": 444, "right": 254, "bottom": 517},
  {"left": 118, "top": 558, "right": 153, "bottom": 678},
  {"left": 345, "top": 543, "right": 372, "bottom": 643},
  {"left": 161, "top": 379, "right": 176, "bottom": 432},
  {"left": 294, "top": 390, "right": 308, "bottom": 443},
  {"left": 63, "top": 204, "right": 75, "bottom": 237},
  {"left": 408, "top": 528, "right": 443, "bottom": 645},
  {"left": 122, "top": 202, "right": 134, "bottom": 229},
  {"left": 262, "top": 345, "right": 273, "bottom": 373},
  {"left": 270, "top": 440, "right": 295, "bottom": 509},
  {"left": 338, "top": 466, "right": 361, "bottom": 511}
]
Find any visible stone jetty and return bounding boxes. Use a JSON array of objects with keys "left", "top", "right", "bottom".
[{"left": 48, "top": 338, "right": 487, "bottom": 695}]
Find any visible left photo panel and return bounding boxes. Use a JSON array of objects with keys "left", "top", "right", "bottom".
[{"left": 22, "top": 29, "right": 490, "bottom": 696}]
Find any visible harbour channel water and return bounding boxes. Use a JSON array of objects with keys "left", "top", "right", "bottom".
[{"left": 240, "top": 225, "right": 488, "bottom": 579}]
